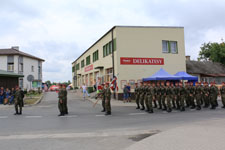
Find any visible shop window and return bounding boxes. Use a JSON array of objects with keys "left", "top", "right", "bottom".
[{"left": 86, "top": 55, "right": 90, "bottom": 65}]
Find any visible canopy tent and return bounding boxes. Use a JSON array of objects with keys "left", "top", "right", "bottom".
[
  {"left": 143, "top": 68, "right": 182, "bottom": 81},
  {"left": 174, "top": 71, "right": 198, "bottom": 81}
]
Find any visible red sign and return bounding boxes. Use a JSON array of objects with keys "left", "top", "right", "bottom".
[
  {"left": 120, "top": 57, "right": 164, "bottom": 65},
  {"left": 85, "top": 64, "right": 93, "bottom": 72}
]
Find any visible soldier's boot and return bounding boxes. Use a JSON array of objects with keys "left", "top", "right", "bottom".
[
  {"left": 210, "top": 104, "right": 216, "bottom": 109},
  {"left": 162, "top": 106, "right": 167, "bottom": 111},
  {"left": 136, "top": 105, "right": 140, "bottom": 109},
  {"left": 196, "top": 105, "right": 201, "bottom": 110},
  {"left": 215, "top": 100, "right": 218, "bottom": 107},
  {"left": 148, "top": 109, "right": 154, "bottom": 113},
  {"left": 140, "top": 106, "right": 145, "bottom": 110},
  {"left": 14, "top": 106, "right": 19, "bottom": 115},
  {"left": 167, "top": 108, "right": 172, "bottom": 113},
  {"left": 19, "top": 107, "right": 22, "bottom": 115},
  {"left": 176, "top": 103, "right": 180, "bottom": 110},
  {"left": 172, "top": 101, "right": 176, "bottom": 109},
  {"left": 101, "top": 109, "right": 106, "bottom": 112},
  {"left": 158, "top": 104, "right": 162, "bottom": 109},
  {"left": 180, "top": 107, "right": 185, "bottom": 111},
  {"left": 105, "top": 111, "right": 111, "bottom": 115},
  {"left": 190, "top": 104, "right": 196, "bottom": 109},
  {"left": 153, "top": 101, "right": 157, "bottom": 108}
]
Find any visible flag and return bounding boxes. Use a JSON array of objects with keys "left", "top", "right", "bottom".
[{"left": 110, "top": 76, "right": 118, "bottom": 91}]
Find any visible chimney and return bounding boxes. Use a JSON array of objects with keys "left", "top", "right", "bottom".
[
  {"left": 186, "top": 55, "right": 190, "bottom": 61},
  {"left": 11, "top": 46, "right": 19, "bottom": 50}
]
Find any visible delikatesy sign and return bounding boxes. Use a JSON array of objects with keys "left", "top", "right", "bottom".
[
  {"left": 120, "top": 57, "right": 164, "bottom": 65},
  {"left": 85, "top": 64, "right": 93, "bottom": 72}
]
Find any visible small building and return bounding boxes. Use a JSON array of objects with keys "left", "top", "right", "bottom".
[
  {"left": 72, "top": 26, "right": 186, "bottom": 99},
  {"left": 0, "top": 46, "right": 45, "bottom": 90},
  {"left": 186, "top": 57, "right": 225, "bottom": 84},
  {"left": 0, "top": 69, "right": 24, "bottom": 89}
]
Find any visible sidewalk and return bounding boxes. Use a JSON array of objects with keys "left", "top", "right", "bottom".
[
  {"left": 126, "top": 118, "right": 225, "bottom": 150},
  {"left": 72, "top": 90, "right": 136, "bottom": 107}
]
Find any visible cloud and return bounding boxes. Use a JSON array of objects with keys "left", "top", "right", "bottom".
[{"left": 0, "top": 0, "right": 225, "bottom": 82}]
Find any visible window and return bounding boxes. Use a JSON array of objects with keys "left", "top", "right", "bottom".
[
  {"left": 19, "top": 63, "right": 23, "bottom": 72},
  {"left": 162, "top": 40, "right": 178, "bottom": 54},
  {"left": 102, "top": 38, "right": 117, "bottom": 58},
  {"left": 105, "top": 68, "right": 113, "bottom": 82},
  {"left": 170, "top": 41, "right": 178, "bottom": 53},
  {"left": 81, "top": 60, "right": 85, "bottom": 68},
  {"left": 86, "top": 56, "right": 90, "bottom": 66},
  {"left": 76, "top": 63, "right": 80, "bottom": 70},
  {"left": 162, "top": 40, "right": 169, "bottom": 53},
  {"left": 31, "top": 66, "right": 34, "bottom": 72},
  {"left": 72, "top": 66, "right": 75, "bottom": 72},
  {"left": 7, "top": 63, "right": 14, "bottom": 72},
  {"left": 93, "top": 50, "right": 99, "bottom": 62}
]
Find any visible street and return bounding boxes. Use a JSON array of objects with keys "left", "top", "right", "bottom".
[{"left": 0, "top": 91, "right": 225, "bottom": 150}]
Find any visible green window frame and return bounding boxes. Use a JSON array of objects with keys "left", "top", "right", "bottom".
[
  {"left": 81, "top": 60, "right": 85, "bottom": 68},
  {"left": 93, "top": 50, "right": 99, "bottom": 62},
  {"left": 76, "top": 63, "right": 80, "bottom": 70},
  {"left": 113, "top": 38, "right": 116, "bottom": 51},
  {"left": 103, "top": 45, "right": 106, "bottom": 57},
  {"left": 72, "top": 66, "right": 75, "bottom": 72},
  {"left": 162, "top": 40, "right": 178, "bottom": 54},
  {"left": 86, "top": 55, "right": 90, "bottom": 65},
  {"left": 103, "top": 38, "right": 117, "bottom": 58}
]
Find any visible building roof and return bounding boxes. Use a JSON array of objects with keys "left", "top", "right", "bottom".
[
  {"left": 72, "top": 25, "right": 184, "bottom": 64},
  {"left": 186, "top": 60, "right": 225, "bottom": 77},
  {"left": 0, "top": 48, "right": 45, "bottom": 61},
  {"left": 0, "top": 70, "right": 24, "bottom": 77}
]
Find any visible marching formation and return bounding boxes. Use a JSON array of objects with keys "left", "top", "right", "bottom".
[{"left": 134, "top": 81, "right": 225, "bottom": 113}]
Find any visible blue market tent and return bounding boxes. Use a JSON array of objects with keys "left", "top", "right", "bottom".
[
  {"left": 143, "top": 68, "right": 182, "bottom": 81},
  {"left": 174, "top": 71, "right": 198, "bottom": 81}
]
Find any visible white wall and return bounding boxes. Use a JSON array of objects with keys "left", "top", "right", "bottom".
[{"left": 0, "top": 56, "right": 7, "bottom": 70}]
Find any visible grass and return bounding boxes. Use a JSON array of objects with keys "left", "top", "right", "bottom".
[{"left": 24, "top": 93, "right": 43, "bottom": 105}]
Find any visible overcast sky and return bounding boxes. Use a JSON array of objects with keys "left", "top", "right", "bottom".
[{"left": 1, "top": 0, "right": 225, "bottom": 82}]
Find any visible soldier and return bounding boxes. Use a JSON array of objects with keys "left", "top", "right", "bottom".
[
  {"left": 220, "top": 82, "right": 225, "bottom": 108},
  {"left": 14, "top": 86, "right": 23, "bottom": 115},
  {"left": 105, "top": 83, "right": 112, "bottom": 115},
  {"left": 144, "top": 82, "right": 150, "bottom": 112},
  {"left": 155, "top": 82, "right": 162, "bottom": 109},
  {"left": 195, "top": 82, "right": 202, "bottom": 110},
  {"left": 161, "top": 82, "right": 167, "bottom": 111},
  {"left": 62, "top": 84, "right": 68, "bottom": 115},
  {"left": 139, "top": 82, "right": 145, "bottom": 110},
  {"left": 147, "top": 82, "right": 154, "bottom": 113},
  {"left": 189, "top": 82, "right": 196, "bottom": 109},
  {"left": 170, "top": 83, "right": 176, "bottom": 109},
  {"left": 165, "top": 81, "right": 172, "bottom": 112},
  {"left": 203, "top": 82, "right": 210, "bottom": 108},
  {"left": 209, "top": 82, "right": 218, "bottom": 109},
  {"left": 174, "top": 82, "right": 179, "bottom": 110},
  {"left": 152, "top": 83, "right": 157, "bottom": 108},
  {"left": 134, "top": 83, "right": 140, "bottom": 109},
  {"left": 58, "top": 84, "right": 65, "bottom": 116},
  {"left": 185, "top": 82, "right": 190, "bottom": 107},
  {"left": 100, "top": 83, "right": 106, "bottom": 112},
  {"left": 179, "top": 82, "right": 186, "bottom": 111}
]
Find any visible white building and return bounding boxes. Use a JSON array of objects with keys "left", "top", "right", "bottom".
[{"left": 0, "top": 46, "right": 45, "bottom": 90}]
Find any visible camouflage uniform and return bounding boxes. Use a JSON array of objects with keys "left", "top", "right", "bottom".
[
  {"left": 165, "top": 86, "right": 172, "bottom": 112},
  {"left": 203, "top": 84, "right": 210, "bottom": 108},
  {"left": 63, "top": 88, "right": 68, "bottom": 114},
  {"left": 147, "top": 85, "right": 155, "bottom": 113},
  {"left": 155, "top": 85, "right": 162, "bottom": 109},
  {"left": 105, "top": 86, "right": 111, "bottom": 115},
  {"left": 171, "top": 85, "right": 176, "bottom": 109},
  {"left": 101, "top": 88, "right": 106, "bottom": 112},
  {"left": 161, "top": 85, "right": 167, "bottom": 110},
  {"left": 179, "top": 85, "right": 186, "bottom": 111},
  {"left": 189, "top": 85, "right": 196, "bottom": 109},
  {"left": 58, "top": 88, "right": 65, "bottom": 115},
  {"left": 220, "top": 85, "right": 225, "bottom": 108},
  {"left": 14, "top": 89, "right": 23, "bottom": 115},
  {"left": 139, "top": 85, "right": 145, "bottom": 110},
  {"left": 144, "top": 85, "right": 150, "bottom": 111},
  {"left": 209, "top": 85, "right": 218, "bottom": 109},
  {"left": 134, "top": 85, "right": 140, "bottom": 109},
  {"left": 185, "top": 84, "right": 190, "bottom": 107},
  {"left": 195, "top": 84, "right": 202, "bottom": 110}
]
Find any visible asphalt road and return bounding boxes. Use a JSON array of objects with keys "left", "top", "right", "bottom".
[{"left": 0, "top": 91, "right": 225, "bottom": 150}]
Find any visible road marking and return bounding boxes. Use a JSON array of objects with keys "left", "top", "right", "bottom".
[
  {"left": 129, "top": 113, "right": 147, "bottom": 115},
  {"left": 25, "top": 116, "right": 43, "bottom": 118},
  {"left": 60, "top": 115, "right": 78, "bottom": 118},
  {"left": 96, "top": 115, "right": 105, "bottom": 117},
  {"left": 0, "top": 116, "right": 8, "bottom": 119}
]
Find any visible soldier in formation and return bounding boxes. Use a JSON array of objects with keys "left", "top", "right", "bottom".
[{"left": 134, "top": 81, "right": 222, "bottom": 113}]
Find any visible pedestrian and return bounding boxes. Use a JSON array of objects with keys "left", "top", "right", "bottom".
[
  {"left": 62, "top": 84, "right": 68, "bottom": 115},
  {"left": 105, "top": 83, "right": 111, "bottom": 115},
  {"left": 58, "top": 84, "right": 65, "bottom": 116},
  {"left": 127, "top": 83, "right": 131, "bottom": 102},
  {"left": 220, "top": 82, "right": 225, "bottom": 108},
  {"left": 134, "top": 83, "right": 140, "bottom": 109},
  {"left": 82, "top": 84, "right": 90, "bottom": 99},
  {"left": 0, "top": 87, "right": 5, "bottom": 104},
  {"left": 14, "top": 86, "right": 23, "bottom": 115},
  {"left": 4, "top": 88, "right": 10, "bottom": 105},
  {"left": 123, "top": 85, "right": 128, "bottom": 103}
]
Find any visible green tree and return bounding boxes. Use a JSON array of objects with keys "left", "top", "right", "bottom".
[
  {"left": 45, "top": 80, "right": 52, "bottom": 87},
  {"left": 198, "top": 40, "right": 225, "bottom": 65}
]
